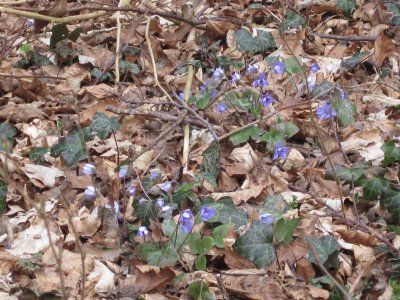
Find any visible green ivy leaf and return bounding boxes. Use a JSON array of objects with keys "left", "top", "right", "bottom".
[
  {"left": 89, "top": 112, "right": 120, "bottom": 140},
  {"left": 233, "top": 221, "right": 275, "bottom": 268},
  {"left": 69, "top": 27, "right": 83, "bottom": 42},
  {"left": 283, "top": 56, "right": 303, "bottom": 75},
  {"left": 327, "top": 163, "right": 366, "bottom": 182},
  {"left": 341, "top": 51, "right": 370, "bottom": 70},
  {"left": 188, "top": 280, "right": 216, "bottom": 300},
  {"left": 0, "top": 122, "right": 16, "bottom": 152},
  {"left": 359, "top": 177, "right": 387, "bottom": 201},
  {"left": 273, "top": 218, "right": 301, "bottom": 244},
  {"left": 207, "top": 197, "right": 248, "bottom": 229},
  {"left": 29, "top": 147, "right": 49, "bottom": 164},
  {"left": 190, "top": 236, "right": 214, "bottom": 255},
  {"left": 213, "top": 224, "right": 231, "bottom": 248},
  {"left": 311, "top": 80, "right": 333, "bottom": 98},
  {"left": 283, "top": 12, "right": 306, "bottom": 30},
  {"left": 50, "top": 24, "right": 69, "bottom": 48},
  {"left": 0, "top": 180, "right": 7, "bottom": 214},
  {"left": 306, "top": 235, "right": 339, "bottom": 265},
  {"left": 200, "top": 140, "right": 220, "bottom": 187},
  {"left": 259, "top": 194, "right": 290, "bottom": 217},
  {"left": 336, "top": 0, "right": 356, "bottom": 17},
  {"left": 381, "top": 141, "right": 400, "bottom": 166},
  {"left": 332, "top": 97, "right": 355, "bottom": 126},
  {"left": 133, "top": 200, "right": 156, "bottom": 226},
  {"left": 229, "top": 126, "right": 264, "bottom": 145},
  {"left": 50, "top": 130, "right": 87, "bottom": 166},
  {"left": 136, "top": 241, "right": 178, "bottom": 267},
  {"left": 381, "top": 186, "right": 400, "bottom": 223},
  {"left": 195, "top": 255, "right": 207, "bottom": 271},
  {"left": 235, "top": 29, "right": 276, "bottom": 53}
]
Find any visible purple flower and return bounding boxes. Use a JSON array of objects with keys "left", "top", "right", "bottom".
[
  {"left": 137, "top": 226, "right": 149, "bottom": 238},
  {"left": 337, "top": 88, "right": 348, "bottom": 99},
  {"left": 210, "top": 90, "right": 218, "bottom": 98},
  {"left": 178, "top": 92, "right": 185, "bottom": 101},
  {"left": 307, "top": 75, "right": 316, "bottom": 92},
  {"left": 213, "top": 67, "right": 224, "bottom": 81},
  {"left": 200, "top": 80, "right": 211, "bottom": 91},
  {"left": 156, "top": 198, "right": 164, "bottom": 208},
  {"left": 310, "top": 63, "right": 320, "bottom": 73},
  {"left": 273, "top": 62, "right": 285, "bottom": 75},
  {"left": 82, "top": 163, "right": 96, "bottom": 176},
  {"left": 179, "top": 209, "right": 194, "bottom": 233},
  {"left": 316, "top": 101, "right": 336, "bottom": 120},
  {"left": 160, "top": 181, "right": 172, "bottom": 193},
  {"left": 85, "top": 186, "right": 96, "bottom": 200},
  {"left": 231, "top": 72, "right": 241, "bottom": 82},
  {"left": 149, "top": 170, "right": 161, "bottom": 180},
  {"left": 252, "top": 73, "right": 268, "bottom": 88},
  {"left": 127, "top": 186, "right": 136, "bottom": 196},
  {"left": 272, "top": 141, "right": 288, "bottom": 160},
  {"left": 119, "top": 165, "right": 129, "bottom": 178},
  {"left": 138, "top": 198, "right": 146, "bottom": 205},
  {"left": 217, "top": 103, "right": 228, "bottom": 113},
  {"left": 26, "top": 18, "right": 34, "bottom": 27},
  {"left": 106, "top": 202, "right": 120, "bottom": 214},
  {"left": 259, "top": 213, "right": 274, "bottom": 225},
  {"left": 246, "top": 64, "right": 258, "bottom": 74},
  {"left": 260, "top": 92, "right": 274, "bottom": 107},
  {"left": 199, "top": 206, "right": 217, "bottom": 221}
]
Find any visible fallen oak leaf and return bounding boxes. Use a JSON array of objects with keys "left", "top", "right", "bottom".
[{"left": 336, "top": 229, "right": 378, "bottom": 247}]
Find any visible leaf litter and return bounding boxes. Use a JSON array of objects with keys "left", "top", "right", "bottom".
[{"left": 0, "top": 0, "right": 399, "bottom": 299}]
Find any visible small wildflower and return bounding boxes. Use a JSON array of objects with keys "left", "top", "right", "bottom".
[
  {"left": 247, "top": 64, "right": 258, "bottom": 74},
  {"left": 213, "top": 67, "right": 224, "bottom": 81},
  {"left": 119, "top": 165, "right": 129, "bottom": 178},
  {"left": 337, "top": 88, "right": 348, "bottom": 99},
  {"left": 273, "top": 62, "right": 285, "bottom": 75},
  {"left": 307, "top": 75, "right": 316, "bottom": 92},
  {"left": 127, "top": 186, "right": 136, "bottom": 196},
  {"left": 210, "top": 90, "right": 218, "bottom": 98},
  {"left": 272, "top": 141, "right": 288, "bottom": 160},
  {"left": 178, "top": 92, "right": 185, "bottom": 101},
  {"left": 149, "top": 170, "right": 161, "bottom": 180},
  {"left": 310, "top": 63, "right": 320, "bottom": 73},
  {"left": 231, "top": 72, "right": 241, "bottom": 82},
  {"left": 156, "top": 198, "right": 164, "bottom": 208},
  {"left": 200, "top": 80, "right": 211, "bottom": 91},
  {"left": 105, "top": 202, "right": 120, "bottom": 215},
  {"left": 138, "top": 198, "right": 146, "bottom": 205},
  {"left": 217, "top": 103, "right": 228, "bottom": 113},
  {"left": 316, "top": 101, "right": 337, "bottom": 120},
  {"left": 82, "top": 163, "right": 96, "bottom": 176},
  {"left": 260, "top": 92, "right": 274, "bottom": 107},
  {"left": 85, "top": 186, "right": 96, "bottom": 200},
  {"left": 179, "top": 209, "right": 194, "bottom": 233},
  {"left": 137, "top": 226, "right": 149, "bottom": 238},
  {"left": 252, "top": 73, "right": 268, "bottom": 88},
  {"left": 160, "top": 181, "right": 172, "bottom": 193},
  {"left": 199, "top": 206, "right": 217, "bottom": 221},
  {"left": 259, "top": 213, "right": 274, "bottom": 225},
  {"left": 26, "top": 18, "right": 34, "bottom": 27},
  {"left": 161, "top": 205, "right": 171, "bottom": 212}
]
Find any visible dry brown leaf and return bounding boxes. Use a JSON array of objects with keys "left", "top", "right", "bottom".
[
  {"left": 309, "top": 286, "right": 329, "bottom": 299},
  {"left": 0, "top": 103, "right": 44, "bottom": 123},
  {"left": 133, "top": 150, "right": 155, "bottom": 171},
  {"left": 0, "top": 250, "right": 18, "bottom": 275},
  {"left": 229, "top": 143, "right": 258, "bottom": 171},
  {"left": 336, "top": 229, "right": 378, "bottom": 247},
  {"left": 224, "top": 248, "right": 254, "bottom": 269},
  {"left": 206, "top": 19, "right": 237, "bottom": 40},
  {"left": 372, "top": 34, "right": 395, "bottom": 67},
  {"left": 21, "top": 164, "right": 64, "bottom": 188},
  {"left": 135, "top": 265, "right": 176, "bottom": 293},
  {"left": 210, "top": 184, "right": 264, "bottom": 205},
  {"left": 87, "top": 260, "right": 116, "bottom": 294}
]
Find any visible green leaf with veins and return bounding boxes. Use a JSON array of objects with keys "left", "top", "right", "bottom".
[
  {"left": 0, "top": 122, "right": 16, "bottom": 152},
  {"left": 336, "top": 0, "right": 356, "bottom": 17},
  {"left": 381, "top": 141, "right": 400, "bottom": 166},
  {"left": 50, "top": 130, "right": 87, "bottom": 166},
  {"left": 89, "top": 112, "right": 120, "bottom": 140},
  {"left": 235, "top": 29, "right": 275, "bottom": 53},
  {"left": 273, "top": 218, "right": 301, "bottom": 244},
  {"left": 207, "top": 197, "right": 248, "bottom": 229},
  {"left": 306, "top": 235, "right": 339, "bottom": 265},
  {"left": 200, "top": 140, "right": 220, "bottom": 186}
]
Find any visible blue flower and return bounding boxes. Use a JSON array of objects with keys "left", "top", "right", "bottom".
[
  {"left": 231, "top": 72, "right": 241, "bottom": 82},
  {"left": 137, "top": 226, "right": 149, "bottom": 238},
  {"left": 246, "top": 64, "right": 258, "bottom": 74},
  {"left": 160, "top": 181, "right": 172, "bottom": 193},
  {"left": 217, "top": 103, "right": 228, "bottom": 113},
  {"left": 252, "top": 73, "right": 268, "bottom": 88},
  {"left": 213, "top": 67, "right": 224, "bottom": 81},
  {"left": 127, "top": 186, "right": 136, "bottom": 196},
  {"left": 82, "top": 163, "right": 96, "bottom": 176},
  {"left": 260, "top": 92, "right": 274, "bottom": 107},
  {"left": 85, "top": 186, "right": 96, "bottom": 200},
  {"left": 310, "top": 63, "right": 320, "bottom": 73},
  {"left": 199, "top": 206, "right": 217, "bottom": 221},
  {"left": 119, "top": 165, "right": 129, "bottom": 178},
  {"left": 316, "top": 101, "right": 336, "bottom": 120},
  {"left": 149, "top": 170, "right": 161, "bottom": 180},
  {"left": 273, "top": 141, "right": 288, "bottom": 160},
  {"left": 179, "top": 209, "right": 194, "bottom": 233},
  {"left": 200, "top": 80, "right": 211, "bottom": 91},
  {"left": 210, "top": 90, "right": 218, "bottom": 98},
  {"left": 307, "top": 75, "right": 316, "bottom": 92},
  {"left": 156, "top": 198, "right": 164, "bottom": 208},
  {"left": 259, "top": 213, "right": 274, "bottom": 225},
  {"left": 273, "top": 62, "right": 285, "bottom": 75}
]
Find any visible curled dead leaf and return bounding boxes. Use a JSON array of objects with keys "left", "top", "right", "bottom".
[{"left": 336, "top": 229, "right": 378, "bottom": 247}]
